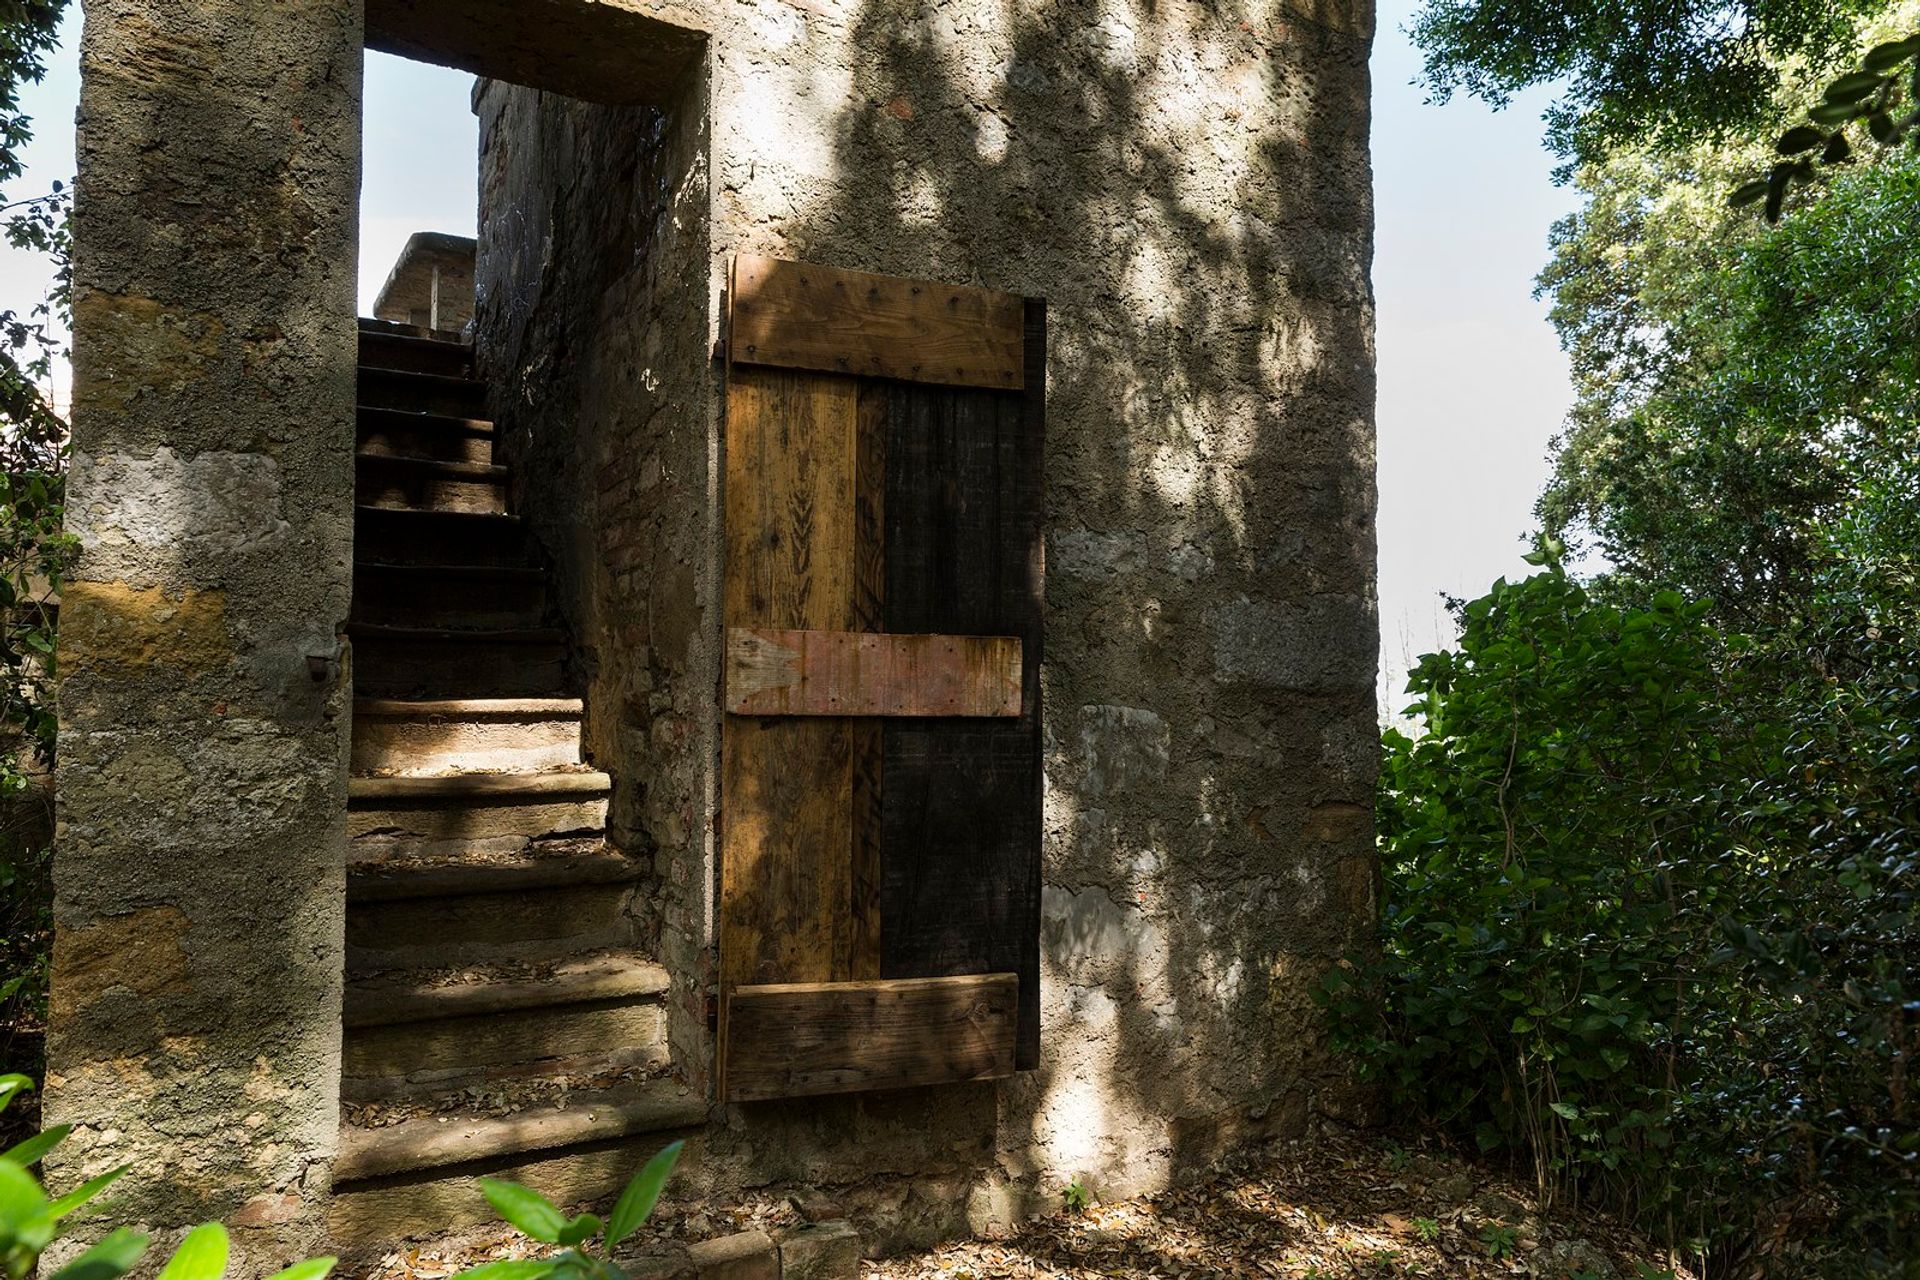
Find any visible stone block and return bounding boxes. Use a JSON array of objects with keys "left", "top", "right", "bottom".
[
  {"left": 777, "top": 1221, "right": 862, "bottom": 1280},
  {"left": 687, "top": 1230, "right": 778, "bottom": 1280}
]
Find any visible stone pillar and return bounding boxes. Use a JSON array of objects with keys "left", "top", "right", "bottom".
[{"left": 46, "top": 0, "right": 362, "bottom": 1264}]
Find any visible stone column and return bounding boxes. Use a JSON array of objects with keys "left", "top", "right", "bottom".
[{"left": 46, "top": 0, "right": 362, "bottom": 1264}]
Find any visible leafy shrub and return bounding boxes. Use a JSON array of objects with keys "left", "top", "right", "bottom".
[
  {"left": 453, "top": 1142, "right": 683, "bottom": 1280},
  {"left": 1323, "top": 558, "right": 1919, "bottom": 1277}
]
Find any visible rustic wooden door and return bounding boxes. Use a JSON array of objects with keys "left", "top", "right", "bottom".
[{"left": 719, "top": 254, "right": 1044, "bottom": 1102}]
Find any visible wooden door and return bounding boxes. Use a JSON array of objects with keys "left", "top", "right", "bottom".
[{"left": 719, "top": 254, "right": 1044, "bottom": 1102}]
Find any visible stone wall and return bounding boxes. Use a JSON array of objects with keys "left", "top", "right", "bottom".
[
  {"left": 476, "top": 0, "right": 1379, "bottom": 1249},
  {"left": 48, "top": 0, "right": 362, "bottom": 1267}
]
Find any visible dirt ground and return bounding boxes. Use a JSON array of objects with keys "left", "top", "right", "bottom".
[
  {"left": 862, "top": 1134, "right": 1686, "bottom": 1280},
  {"left": 366, "top": 1132, "right": 1687, "bottom": 1280}
]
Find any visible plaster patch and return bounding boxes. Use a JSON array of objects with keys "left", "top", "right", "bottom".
[
  {"left": 68, "top": 448, "right": 290, "bottom": 573},
  {"left": 1077, "top": 704, "right": 1169, "bottom": 795},
  {"left": 1211, "top": 595, "right": 1375, "bottom": 691},
  {"left": 58, "top": 581, "right": 230, "bottom": 676},
  {"left": 51, "top": 905, "right": 192, "bottom": 1021}
]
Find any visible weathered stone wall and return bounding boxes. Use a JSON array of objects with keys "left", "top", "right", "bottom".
[
  {"left": 477, "top": 0, "right": 1379, "bottom": 1249},
  {"left": 48, "top": 0, "right": 361, "bottom": 1267},
  {"left": 473, "top": 64, "right": 719, "bottom": 1082}
]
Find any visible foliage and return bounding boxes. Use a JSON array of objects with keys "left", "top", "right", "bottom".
[
  {"left": 1406, "top": 0, "right": 1879, "bottom": 173},
  {"left": 0, "top": 1074, "right": 338, "bottom": 1280},
  {"left": 1324, "top": 552, "right": 1920, "bottom": 1275},
  {"left": 1062, "top": 1178, "right": 1091, "bottom": 1214},
  {"left": 451, "top": 1141, "right": 683, "bottom": 1280},
  {"left": 1538, "top": 137, "right": 1920, "bottom": 627},
  {"left": 1734, "top": 31, "right": 1920, "bottom": 219}
]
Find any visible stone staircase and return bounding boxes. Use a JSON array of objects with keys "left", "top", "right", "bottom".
[{"left": 334, "top": 321, "right": 701, "bottom": 1241}]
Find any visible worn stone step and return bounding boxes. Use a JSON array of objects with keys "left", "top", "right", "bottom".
[
  {"left": 357, "top": 453, "right": 510, "bottom": 515},
  {"left": 345, "top": 951, "right": 670, "bottom": 1028},
  {"left": 357, "top": 406, "right": 494, "bottom": 466},
  {"left": 347, "top": 830, "right": 632, "bottom": 902},
  {"left": 330, "top": 1082, "right": 706, "bottom": 1221},
  {"left": 343, "top": 998, "right": 669, "bottom": 1102},
  {"left": 349, "top": 623, "right": 569, "bottom": 699},
  {"left": 351, "top": 563, "right": 548, "bottom": 631},
  {"left": 347, "top": 772, "right": 611, "bottom": 857},
  {"left": 351, "top": 697, "right": 583, "bottom": 776},
  {"left": 348, "top": 878, "right": 638, "bottom": 971},
  {"left": 358, "top": 365, "right": 487, "bottom": 418},
  {"left": 355, "top": 505, "right": 533, "bottom": 567},
  {"left": 358, "top": 328, "right": 472, "bottom": 378}
]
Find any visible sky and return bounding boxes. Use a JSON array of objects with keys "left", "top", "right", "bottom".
[{"left": 0, "top": 3, "right": 1577, "bottom": 714}]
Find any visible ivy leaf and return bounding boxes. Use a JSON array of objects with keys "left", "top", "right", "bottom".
[
  {"left": 47, "top": 1228, "right": 151, "bottom": 1280},
  {"left": 1, "top": 1124, "right": 70, "bottom": 1168},
  {"left": 1728, "top": 179, "right": 1770, "bottom": 208},
  {"left": 606, "top": 1141, "right": 684, "bottom": 1249},
  {"left": 155, "top": 1224, "right": 230, "bottom": 1280},
  {"left": 1825, "top": 71, "right": 1887, "bottom": 104},
  {"left": 1862, "top": 36, "right": 1920, "bottom": 73}
]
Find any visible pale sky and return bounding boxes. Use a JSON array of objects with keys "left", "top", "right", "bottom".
[{"left": 1, "top": 3, "right": 1576, "bottom": 713}]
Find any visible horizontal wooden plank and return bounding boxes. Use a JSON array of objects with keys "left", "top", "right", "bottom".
[
  {"left": 726, "top": 627, "right": 1022, "bottom": 718},
  {"left": 724, "top": 973, "right": 1018, "bottom": 1102},
  {"left": 730, "top": 255, "right": 1026, "bottom": 391}
]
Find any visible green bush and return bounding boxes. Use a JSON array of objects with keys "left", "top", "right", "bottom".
[{"left": 1323, "top": 558, "right": 1919, "bottom": 1276}]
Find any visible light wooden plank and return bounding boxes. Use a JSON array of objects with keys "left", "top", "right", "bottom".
[
  {"left": 720, "top": 367, "right": 861, "bottom": 1003},
  {"left": 725, "top": 628, "right": 1023, "bottom": 718},
  {"left": 730, "top": 254, "right": 1025, "bottom": 391},
  {"left": 724, "top": 974, "right": 1018, "bottom": 1102}
]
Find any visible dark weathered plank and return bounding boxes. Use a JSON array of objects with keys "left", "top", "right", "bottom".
[
  {"left": 880, "top": 298, "right": 1046, "bottom": 1069},
  {"left": 850, "top": 385, "right": 887, "bottom": 981},
  {"left": 720, "top": 367, "right": 862, "bottom": 1004},
  {"left": 724, "top": 974, "right": 1018, "bottom": 1102},
  {"left": 730, "top": 255, "right": 1025, "bottom": 391},
  {"left": 725, "top": 627, "right": 1023, "bottom": 717}
]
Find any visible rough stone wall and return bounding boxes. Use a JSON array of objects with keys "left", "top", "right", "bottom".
[
  {"left": 478, "top": 0, "right": 1378, "bottom": 1249},
  {"left": 47, "top": 0, "right": 361, "bottom": 1267},
  {"left": 474, "top": 66, "right": 718, "bottom": 1077}
]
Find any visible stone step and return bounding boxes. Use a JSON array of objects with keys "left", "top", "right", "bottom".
[
  {"left": 355, "top": 505, "right": 533, "bottom": 567},
  {"left": 358, "top": 329, "right": 472, "bottom": 378},
  {"left": 357, "top": 406, "right": 494, "bottom": 466},
  {"left": 347, "top": 875, "right": 639, "bottom": 972},
  {"left": 357, "top": 453, "right": 509, "bottom": 515},
  {"left": 345, "top": 951, "right": 670, "bottom": 1028},
  {"left": 347, "top": 772, "right": 611, "bottom": 861},
  {"left": 351, "top": 563, "right": 548, "bottom": 631},
  {"left": 358, "top": 365, "right": 487, "bottom": 418},
  {"left": 348, "top": 623, "right": 569, "bottom": 699},
  {"left": 343, "top": 997, "right": 670, "bottom": 1104},
  {"left": 351, "top": 697, "right": 583, "bottom": 776},
  {"left": 331, "top": 1079, "right": 705, "bottom": 1191},
  {"left": 346, "top": 830, "right": 633, "bottom": 903}
]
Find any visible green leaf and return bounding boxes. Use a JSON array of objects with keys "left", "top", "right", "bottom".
[
  {"left": 448, "top": 1262, "right": 560, "bottom": 1280},
  {"left": 2, "top": 1124, "right": 70, "bottom": 1168},
  {"left": 1862, "top": 37, "right": 1920, "bottom": 73},
  {"left": 155, "top": 1225, "right": 229, "bottom": 1280},
  {"left": 1825, "top": 71, "right": 1887, "bottom": 104},
  {"left": 0, "top": 1075, "right": 33, "bottom": 1116},
  {"left": 1775, "top": 125, "right": 1824, "bottom": 155},
  {"left": 48, "top": 1228, "right": 151, "bottom": 1280},
  {"left": 0, "top": 1157, "right": 48, "bottom": 1230},
  {"left": 263, "top": 1258, "right": 337, "bottom": 1280},
  {"left": 1822, "top": 132, "right": 1853, "bottom": 164},
  {"left": 1728, "top": 179, "right": 1769, "bottom": 207},
  {"left": 47, "top": 1165, "right": 130, "bottom": 1220},
  {"left": 1809, "top": 100, "right": 1862, "bottom": 124},
  {"left": 479, "top": 1179, "right": 567, "bottom": 1243},
  {"left": 605, "top": 1141, "right": 683, "bottom": 1248},
  {"left": 554, "top": 1213, "right": 603, "bottom": 1247}
]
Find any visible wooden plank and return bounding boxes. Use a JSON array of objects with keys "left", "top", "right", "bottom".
[
  {"left": 850, "top": 385, "right": 887, "bottom": 982},
  {"left": 724, "top": 974, "right": 1018, "bottom": 1102},
  {"left": 720, "top": 367, "right": 862, "bottom": 1004},
  {"left": 879, "top": 298, "right": 1046, "bottom": 1070},
  {"left": 725, "top": 627, "right": 1023, "bottom": 717},
  {"left": 730, "top": 254, "right": 1025, "bottom": 391}
]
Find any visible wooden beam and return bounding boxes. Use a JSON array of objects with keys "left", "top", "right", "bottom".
[
  {"left": 723, "top": 974, "right": 1018, "bottom": 1102},
  {"left": 730, "top": 255, "right": 1026, "bottom": 391},
  {"left": 726, "top": 627, "right": 1022, "bottom": 718}
]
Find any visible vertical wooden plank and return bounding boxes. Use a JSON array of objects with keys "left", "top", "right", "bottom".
[
  {"left": 879, "top": 298, "right": 1045, "bottom": 1068},
  {"left": 721, "top": 367, "right": 861, "bottom": 1007}
]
